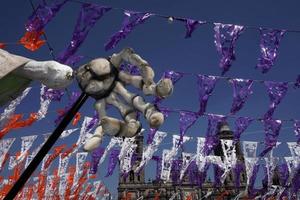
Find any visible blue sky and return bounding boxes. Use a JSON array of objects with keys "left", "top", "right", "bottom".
[{"left": 1, "top": 0, "right": 300, "bottom": 197}]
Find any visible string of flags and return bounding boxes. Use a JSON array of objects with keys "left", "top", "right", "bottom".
[
  {"left": 0, "top": 85, "right": 81, "bottom": 139},
  {"left": 2, "top": 125, "right": 300, "bottom": 198},
  {"left": 3, "top": 69, "right": 298, "bottom": 129},
  {"left": 0, "top": 117, "right": 111, "bottom": 199},
  {"left": 0, "top": 0, "right": 300, "bottom": 77},
  {"left": 1, "top": 0, "right": 300, "bottom": 198}
]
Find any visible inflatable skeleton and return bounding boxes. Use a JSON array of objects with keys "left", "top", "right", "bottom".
[{"left": 0, "top": 48, "right": 173, "bottom": 151}]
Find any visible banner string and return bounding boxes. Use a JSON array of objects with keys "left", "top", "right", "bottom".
[{"left": 70, "top": 0, "right": 300, "bottom": 34}]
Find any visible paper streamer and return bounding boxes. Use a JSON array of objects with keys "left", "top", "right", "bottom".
[
  {"left": 196, "top": 137, "right": 207, "bottom": 172},
  {"left": 259, "top": 118, "right": 282, "bottom": 157},
  {"left": 9, "top": 135, "right": 37, "bottom": 170},
  {"left": 197, "top": 74, "right": 218, "bottom": 115},
  {"left": 19, "top": 30, "right": 46, "bottom": 51},
  {"left": 118, "top": 137, "right": 136, "bottom": 163},
  {"left": 170, "top": 159, "right": 182, "bottom": 183},
  {"left": 287, "top": 142, "right": 300, "bottom": 157},
  {"left": 203, "top": 114, "right": 225, "bottom": 156},
  {"left": 284, "top": 157, "right": 300, "bottom": 185},
  {"left": 41, "top": 87, "right": 64, "bottom": 101},
  {"left": 25, "top": 129, "right": 77, "bottom": 168},
  {"left": 179, "top": 111, "right": 198, "bottom": 144},
  {"left": 220, "top": 139, "right": 237, "bottom": 183},
  {"left": 179, "top": 152, "right": 196, "bottom": 181},
  {"left": 25, "top": 0, "right": 69, "bottom": 32},
  {"left": 165, "top": 135, "right": 191, "bottom": 162},
  {"left": 73, "top": 117, "right": 93, "bottom": 154},
  {"left": 0, "top": 138, "right": 15, "bottom": 171},
  {"left": 0, "top": 87, "right": 31, "bottom": 127},
  {"left": 263, "top": 81, "right": 288, "bottom": 119},
  {"left": 100, "top": 137, "right": 123, "bottom": 164},
  {"left": 264, "top": 156, "right": 279, "bottom": 187},
  {"left": 160, "top": 149, "right": 173, "bottom": 182},
  {"left": 244, "top": 157, "right": 259, "bottom": 190},
  {"left": 90, "top": 146, "right": 105, "bottom": 174},
  {"left": 155, "top": 157, "right": 167, "bottom": 182},
  {"left": 119, "top": 143, "right": 137, "bottom": 176},
  {"left": 230, "top": 79, "right": 253, "bottom": 115},
  {"left": 105, "top": 10, "right": 153, "bottom": 50},
  {"left": 75, "top": 152, "right": 89, "bottom": 182},
  {"left": 43, "top": 145, "right": 65, "bottom": 170},
  {"left": 183, "top": 19, "right": 206, "bottom": 38},
  {"left": 58, "top": 154, "right": 71, "bottom": 197},
  {"left": 233, "top": 116, "right": 253, "bottom": 143},
  {"left": 36, "top": 85, "right": 51, "bottom": 120},
  {"left": 163, "top": 70, "right": 185, "bottom": 85},
  {"left": 57, "top": 3, "right": 111, "bottom": 64},
  {"left": 214, "top": 23, "right": 244, "bottom": 74},
  {"left": 119, "top": 137, "right": 137, "bottom": 175},
  {"left": 135, "top": 131, "right": 167, "bottom": 173},
  {"left": 293, "top": 120, "right": 300, "bottom": 144},
  {"left": 105, "top": 149, "right": 120, "bottom": 177},
  {"left": 256, "top": 28, "right": 286, "bottom": 73},
  {"left": 55, "top": 91, "right": 81, "bottom": 125}
]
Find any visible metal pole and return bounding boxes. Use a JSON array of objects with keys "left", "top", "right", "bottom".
[{"left": 4, "top": 92, "right": 89, "bottom": 200}]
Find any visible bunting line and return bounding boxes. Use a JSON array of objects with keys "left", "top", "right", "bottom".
[{"left": 70, "top": 0, "right": 300, "bottom": 34}]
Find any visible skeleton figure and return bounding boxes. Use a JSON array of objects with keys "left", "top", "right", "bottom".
[
  {"left": 77, "top": 48, "right": 173, "bottom": 151},
  {"left": 0, "top": 49, "right": 73, "bottom": 106},
  {"left": 0, "top": 48, "right": 173, "bottom": 152}
]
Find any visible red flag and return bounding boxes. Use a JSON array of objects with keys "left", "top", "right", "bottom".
[
  {"left": 65, "top": 166, "right": 76, "bottom": 200},
  {"left": 37, "top": 171, "right": 47, "bottom": 200},
  {"left": 72, "top": 162, "right": 90, "bottom": 199},
  {"left": 19, "top": 31, "right": 45, "bottom": 51},
  {"left": 0, "top": 113, "right": 38, "bottom": 139},
  {"left": 72, "top": 112, "right": 81, "bottom": 126},
  {"left": 44, "top": 144, "right": 66, "bottom": 170},
  {"left": 0, "top": 43, "right": 6, "bottom": 49}
]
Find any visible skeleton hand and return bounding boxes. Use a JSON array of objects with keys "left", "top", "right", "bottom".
[{"left": 77, "top": 48, "right": 174, "bottom": 152}]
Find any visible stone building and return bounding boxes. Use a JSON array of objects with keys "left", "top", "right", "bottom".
[{"left": 118, "top": 123, "right": 248, "bottom": 199}]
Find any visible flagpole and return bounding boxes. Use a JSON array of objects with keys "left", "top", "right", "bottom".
[{"left": 3, "top": 92, "right": 89, "bottom": 200}]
